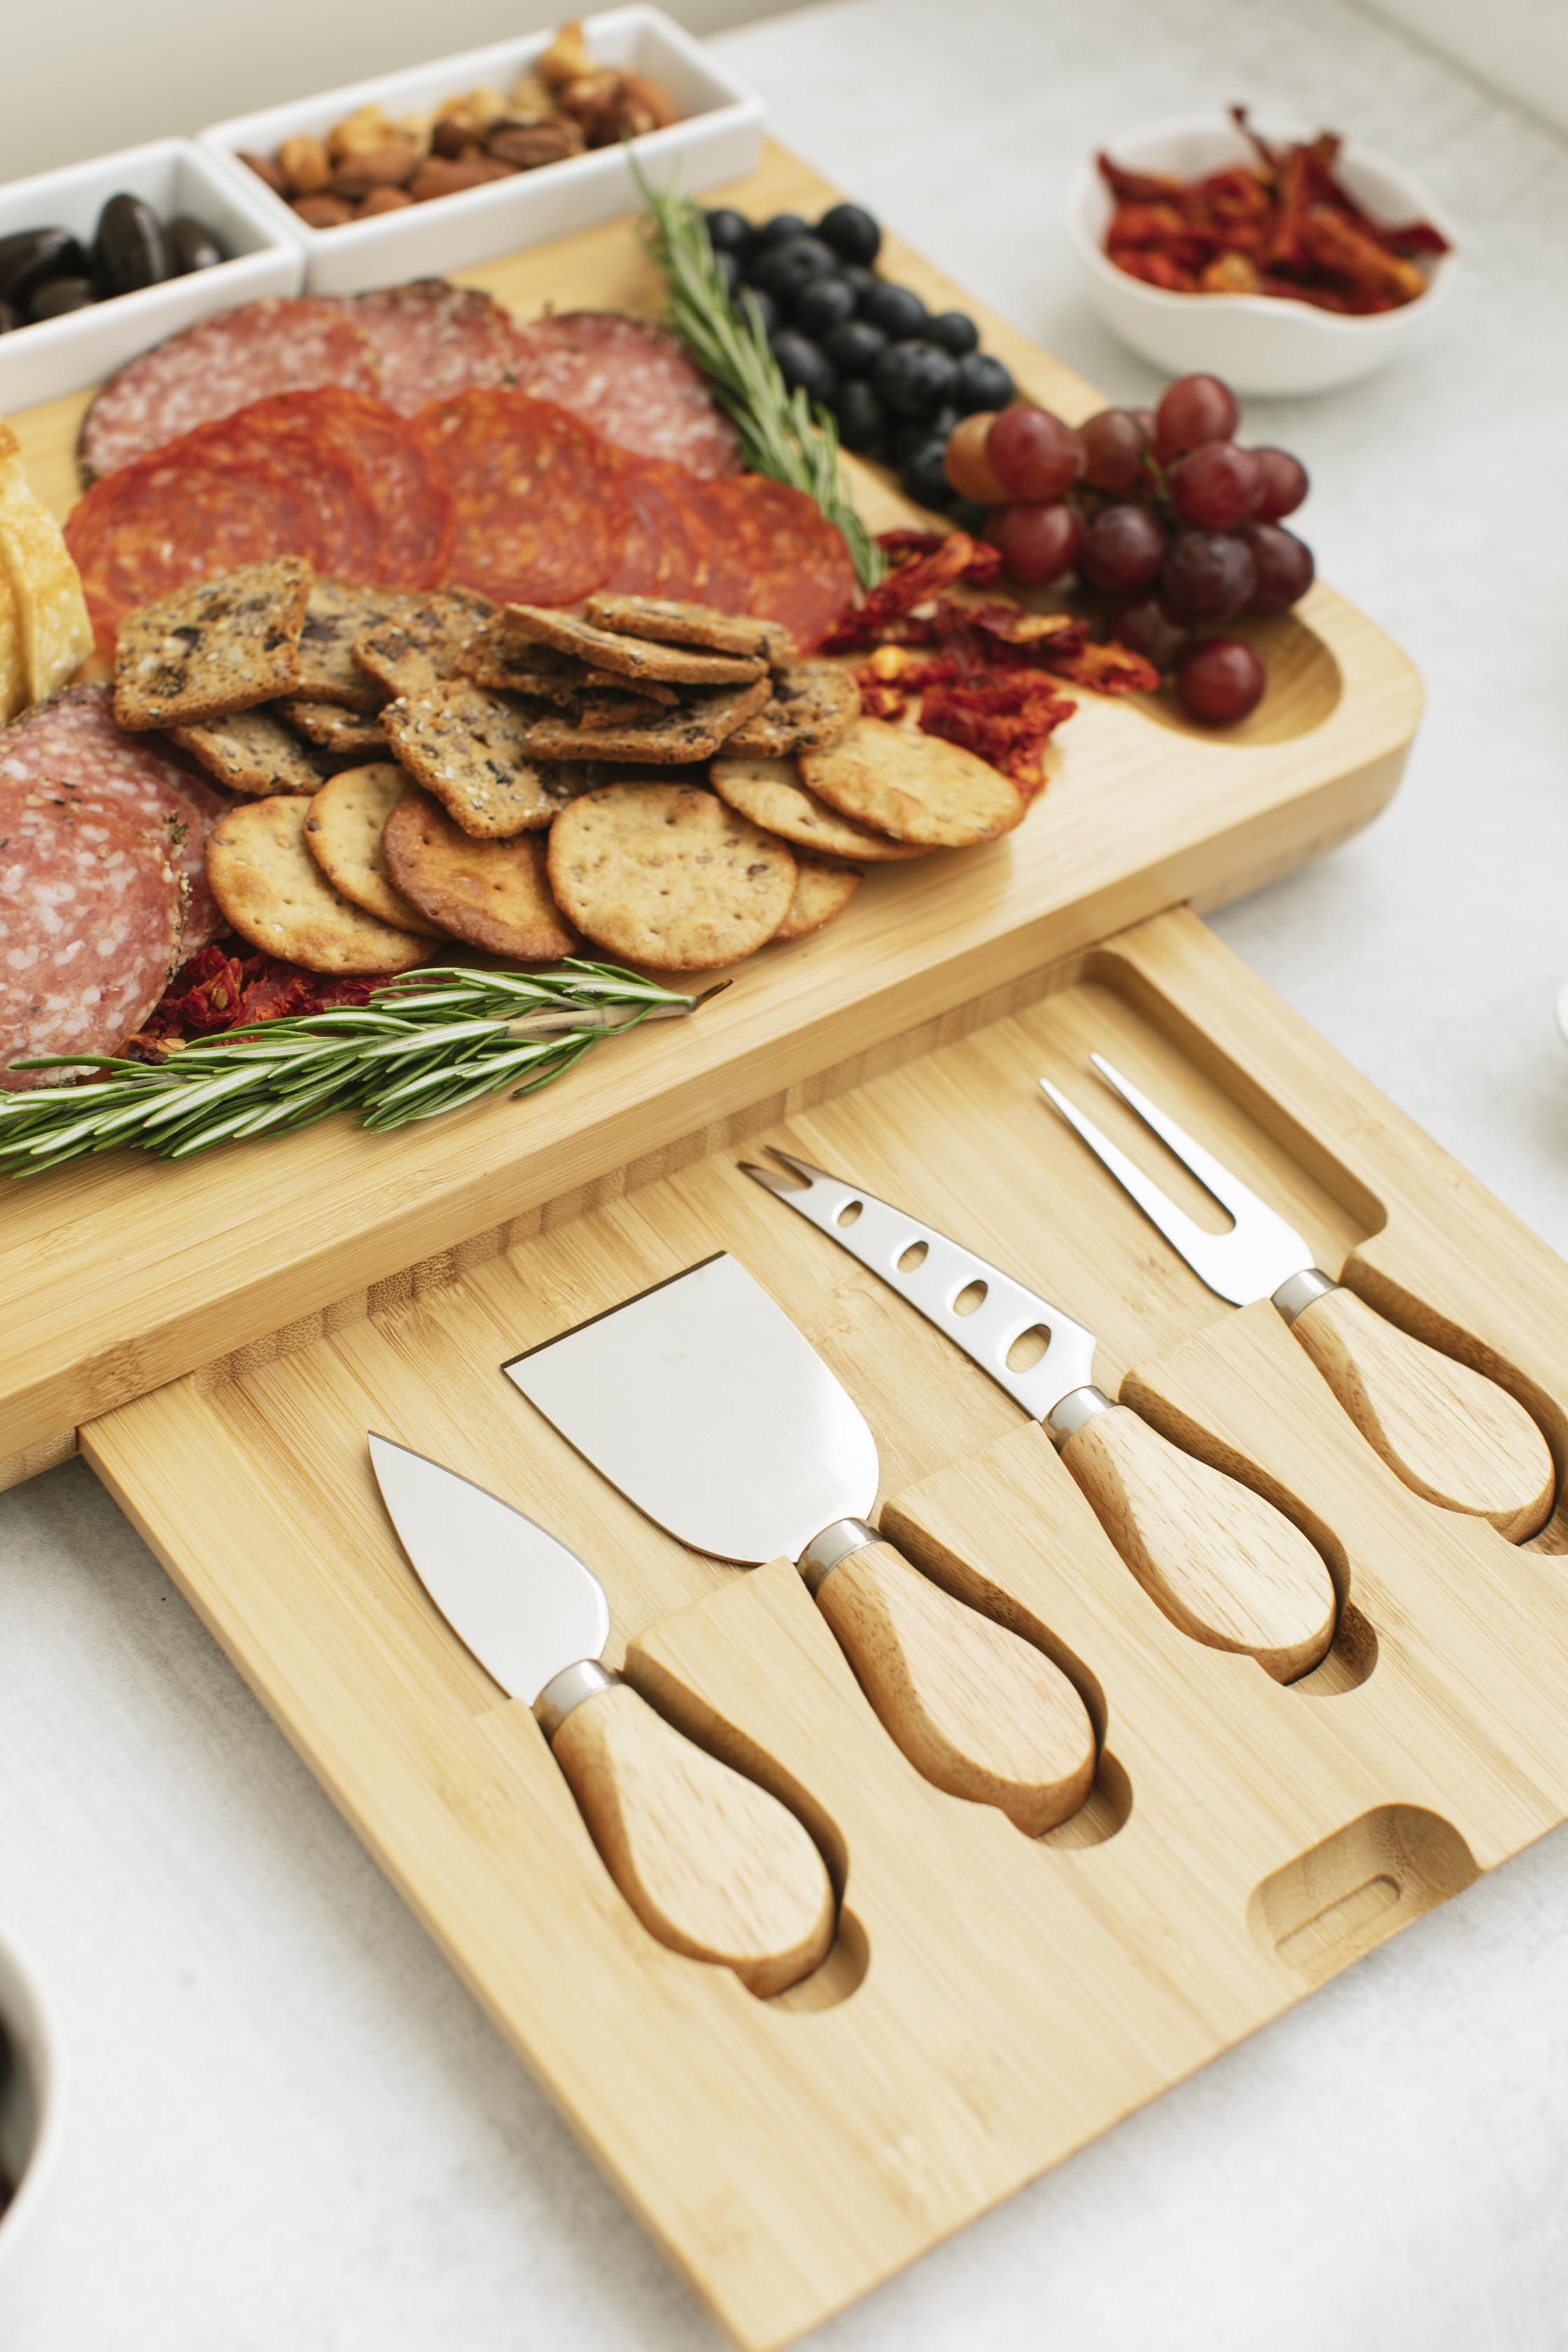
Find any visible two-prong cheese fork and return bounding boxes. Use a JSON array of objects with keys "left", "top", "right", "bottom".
[{"left": 1041, "top": 1057, "right": 1555, "bottom": 1541}]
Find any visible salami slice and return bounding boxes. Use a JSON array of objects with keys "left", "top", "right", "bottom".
[
  {"left": 80, "top": 299, "right": 381, "bottom": 481},
  {"left": 678, "top": 477, "right": 856, "bottom": 651},
  {"left": 601, "top": 452, "right": 715, "bottom": 601},
  {"left": 332, "top": 282, "right": 519, "bottom": 418},
  {"left": 673, "top": 476, "right": 776, "bottom": 617},
  {"left": 0, "top": 782, "right": 186, "bottom": 1088},
  {"left": 416, "top": 390, "right": 628, "bottom": 608},
  {"left": 0, "top": 685, "right": 230, "bottom": 946},
  {"left": 66, "top": 444, "right": 321, "bottom": 642},
  {"left": 502, "top": 312, "right": 743, "bottom": 479}
]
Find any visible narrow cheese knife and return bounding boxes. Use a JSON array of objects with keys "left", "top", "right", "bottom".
[
  {"left": 368, "top": 1434, "right": 835, "bottom": 1996},
  {"left": 502, "top": 1256, "right": 1098, "bottom": 1835},
  {"left": 741, "top": 1152, "right": 1337, "bottom": 1683}
]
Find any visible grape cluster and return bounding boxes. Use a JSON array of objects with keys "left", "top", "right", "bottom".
[
  {"left": 705, "top": 202, "right": 1016, "bottom": 497},
  {"left": 942, "top": 372, "right": 1315, "bottom": 724}
]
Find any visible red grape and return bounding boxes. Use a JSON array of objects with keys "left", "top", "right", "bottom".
[
  {"left": 1079, "top": 407, "right": 1148, "bottom": 492},
  {"left": 1177, "top": 638, "right": 1266, "bottom": 724},
  {"left": 1107, "top": 594, "right": 1189, "bottom": 672},
  {"left": 1161, "top": 529, "right": 1257, "bottom": 622},
  {"left": 1154, "top": 373, "right": 1240, "bottom": 463},
  {"left": 1169, "top": 440, "right": 1262, "bottom": 530},
  {"left": 988, "top": 498, "right": 1084, "bottom": 584},
  {"left": 1079, "top": 501, "right": 1166, "bottom": 593},
  {"left": 944, "top": 411, "right": 1007, "bottom": 503},
  {"left": 1239, "top": 521, "right": 1315, "bottom": 610},
  {"left": 987, "top": 405, "right": 1084, "bottom": 500},
  {"left": 1252, "top": 447, "right": 1309, "bottom": 521}
]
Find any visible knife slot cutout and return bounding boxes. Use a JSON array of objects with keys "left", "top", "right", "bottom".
[
  {"left": 766, "top": 1908, "right": 871, "bottom": 2013},
  {"left": 1284, "top": 1598, "right": 1378, "bottom": 1697},
  {"left": 1248, "top": 1805, "right": 1477, "bottom": 1985},
  {"left": 1034, "top": 1749, "right": 1132, "bottom": 1850}
]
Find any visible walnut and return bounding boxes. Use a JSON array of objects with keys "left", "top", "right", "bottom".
[{"left": 328, "top": 104, "right": 400, "bottom": 162}]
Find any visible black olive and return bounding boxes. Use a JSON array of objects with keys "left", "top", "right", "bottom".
[
  {"left": 29, "top": 276, "right": 97, "bottom": 321},
  {"left": 167, "top": 216, "right": 223, "bottom": 274},
  {"left": 861, "top": 281, "right": 928, "bottom": 341},
  {"left": 715, "top": 248, "right": 742, "bottom": 300},
  {"left": 0, "top": 300, "right": 22, "bottom": 334},
  {"left": 899, "top": 439, "right": 957, "bottom": 512},
  {"left": 792, "top": 274, "right": 858, "bottom": 338},
  {"left": 755, "top": 212, "right": 810, "bottom": 248},
  {"left": 750, "top": 235, "right": 837, "bottom": 305},
  {"left": 887, "top": 406, "right": 958, "bottom": 465},
  {"left": 771, "top": 332, "right": 838, "bottom": 405},
  {"left": 949, "top": 497, "right": 992, "bottom": 533},
  {"left": 832, "top": 380, "right": 887, "bottom": 456},
  {"left": 741, "top": 286, "right": 780, "bottom": 340},
  {"left": 953, "top": 351, "right": 1015, "bottom": 413},
  {"left": 816, "top": 202, "right": 881, "bottom": 267},
  {"left": 0, "top": 226, "right": 89, "bottom": 305},
  {"left": 704, "top": 206, "right": 755, "bottom": 260},
  {"left": 94, "top": 193, "right": 173, "bottom": 297},
  {"left": 841, "top": 264, "right": 878, "bottom": 307},
  {"left": 925, "top": 310, "right": 979, "bottom": 356},
  {"left": 871, "top": 340, "right": 959, "bottom": 420},
  {"left": 822, "top": 318, "right": 887, "bottom": 379}
]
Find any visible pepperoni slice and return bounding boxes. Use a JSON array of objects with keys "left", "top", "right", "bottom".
[
  {"left": 416, "top": 389, "right": 628, "bottom": 608},
  {"left": 679, "top": 477, "right": 857, "bottom": 650},
  {"left": 79, "top": 298, "right": 381, "bottom": 480},
  {"left": 66, "top": 447, "right": 321, "bottom": 643},
  {"left": 198, "top": 390, "right": 452, "bottom": 589},
  {"left": 600, "top": 452, "right": 715, "bottom": 601},
  {"left": 502, "top": 312, "right": 743, "bottom": 479},
  {"left": 332, "top": 282, "right": 519, "bottom": 417}
]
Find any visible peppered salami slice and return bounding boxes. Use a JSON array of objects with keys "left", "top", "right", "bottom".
[
  {"left": 332, "top": 282, "right": 519, "bottom": 418},
  {"left": 0, "top": 684, "right": 230, "bottom": 946},
  {"left": 0, "top": 783, "right": 186, "bottom": 1089},
  {"left": 680, "top": 477, "right": 856, "bottom": 651},
  {"left": 601, "top": 452, "right": 714, "bottom": 601},
  {"left": 66, "top": 443, "right": 320, "bottom": 643},
  {"left": 502, "top": 312, "right": 743, "bottom": 479},
  {"left": 416, "top": 390, "right": 628, "bottom": 607},
  {"left": 80, "top": 299, "right": 381, "bottom": 481},
  {"left": 199, "top": 390, "right": 452, "bottom": 589},
  {"left": 673, "top": 476, "right": 776, "bottom": 616}
]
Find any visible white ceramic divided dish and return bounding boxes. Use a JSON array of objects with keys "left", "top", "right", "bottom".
[
  {"left": 0, "top": 1927, "right": 65, "bottom": 2334},
  {"left": 200, "top": 5, "right": 765, "bottom": 297},
  {"left": 0, "top": 138, "right": 302, "bottom": 416},
  {"left": 1067, "top": 115, "right": 1457, "bottom": 396}
]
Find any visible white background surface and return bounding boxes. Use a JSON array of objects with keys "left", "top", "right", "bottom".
[{"left": 4, "top": 0, "right": 1568, "bottom": 2344}]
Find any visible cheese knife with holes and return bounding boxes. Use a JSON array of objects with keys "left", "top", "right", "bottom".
[{"left": 741, "top": 1150, "right": 1337, "bottom": 1683}]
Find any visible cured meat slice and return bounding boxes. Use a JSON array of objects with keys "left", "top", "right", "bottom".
[
  {"left": 416, "top": 390, "right": 628, "bottom": 608},
  {"left": 197, "top": 391, "right": 453, "bottom": 590},
  {"left": 0, "top": 683, "right": 229, "bottom": 946},
  {"left": 0, "top": 782, "right": 186, "bottom": 1088},
  {"left": 502, "top": 312, "right": 743, "bottom": 479},
  {"left": 79, "top": 298, "right": 381, "bottom": 481},
  {"left": 66, "top": 444, "right": 321, "bottom": 643},
  {"left": 678, "top": 477, "right": 856, "bottom": 652},
  {"left": 600, "top": 452, "right": 714, "bottom": 601},
  {"left": 332, "top": 282, "right": 519, "bottom": 418}
]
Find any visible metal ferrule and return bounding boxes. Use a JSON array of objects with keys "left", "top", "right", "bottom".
[
  {"left": 798, "top": 1518, "right": 880, "bottom": 1595},
  {"left": 1044, "top": 1385, "right": 1118, "bottom": 1448},
  {"left": 533, "top": 1658, "right": 617, "bottom": 1741},
  {"left": 1270, "top": 1267, "right": 1340, "bottom": 1326}
]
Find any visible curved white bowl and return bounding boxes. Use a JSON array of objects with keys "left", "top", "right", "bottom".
[
  {"left": 1068, "top": 114, "right": 1458, "bottom": 396},
  {"left": 0, "top": 1928, "right": 65, "bottom": 2334}
]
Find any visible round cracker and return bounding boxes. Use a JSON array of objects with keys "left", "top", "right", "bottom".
[
  {"left": 547, "top": 783, "right": 796, "bottom": 971},
  {"left": 800, "top": 718, "right": 1024, "bottom": 848},
  {"left": 382, "top": 792, "right": 576, "bottom": 962},
  {"left": 772, "top": 853, "right": 863, "bottom": 943},
  {"left": 708, "top": 754, "right": 933, "bottom": 862},
  {"left": 303, "top": 764, "right": 445, "bottom": 937},
  {"left": 206, "top": 794, "right": 430, "bottom": 974}
]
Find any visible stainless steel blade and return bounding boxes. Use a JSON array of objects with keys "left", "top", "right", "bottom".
[
  {"left": 501, "top": 1254, "right": 879, "bottom": 1565},
  {"left": 741, "top": 1150, "right": 1099, "bottom": 1421},
  {"left": 368, "top": 1435, "right": 610, "bottom": 1703}
]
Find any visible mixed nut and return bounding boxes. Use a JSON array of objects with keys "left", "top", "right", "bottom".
[{"left": 0, "top": 195, "right": 223, "bottom": 333}]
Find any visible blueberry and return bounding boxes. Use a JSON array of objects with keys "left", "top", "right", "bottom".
[
  {"left": 705, "top": 207, "right": 755, "bottom": 260},
  {"left": 755, "top": 212, "right": 811, "bottom": 248},
  {"left": 816, "top": 202, "right": 881, "bottom": 267},
  {"left": 772, "top": 332, "right": 839, "bottom": 405},
  {"left": 887, "top": 406, "right": 958, "bottom": 465},
  {"left": 751, "top": 234, "right": 838, "bottom": 305},
  {"left": 900, "top": 439, "right": 957, "bottom": 513},
  {"left": 871, "top": 340, "right": 959, "bottom": 420},
  {"left": 821, "top": 318, "right": 888, "bottom": 379},
  {"left": 832, "top": 379, "right": 888, "bottom": 456},
  {"left": 862, "top": 281, "right": 928, "bottom": 340},
  {"left": 792, "top": 274, "right": 858, "bottom": 338},
  {"left": 841, "top": 264, "right": 879, "bottom": 307},
  {"left": 953, "top": 351, "right": 1015, "bottom": 413},
  {"left": 925, "top": 310, "right": 979, "bottom": 356}
]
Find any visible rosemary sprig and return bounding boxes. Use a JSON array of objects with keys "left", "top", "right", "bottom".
[
  {"left": 634, "top": 162, "right": 883, "bottom": 592},
  {"left": 0, "top": 962, "right": 718, "bottom": 1178}
]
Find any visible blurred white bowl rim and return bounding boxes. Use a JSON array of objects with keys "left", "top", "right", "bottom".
[
  {"left": 0, "top": 1923, "right": 66, "bottom": 2334},
  {"left": 1068, "top": 113, "right": 1458, "bottom": 397}
]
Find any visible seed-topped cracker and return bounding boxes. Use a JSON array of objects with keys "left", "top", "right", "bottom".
[
  {"left": 206, "top": 791, "right": 431, "bottom": 974},
  {"left": 500, "top": 603, "right": 766, "bottom": 687},
  {"left": 114, "top": 556, "right": 311, "bottom": 732},
  {"left": 303, "top": 764, "right": 444, "bottom": 937},
  {"left": 173, "top": 706, "right": 331, "bottom": 797},
  {"left": 773, "top": 853, "right": 864, "bottom": 941},
  {"left": 708, "top": 753, "right": 934, "bottom": 861},
  {"left": 295, "top": 580, "right": 402, "bottom": 710},
  {"left": 455, "top": 619, "right": 587, "bottom": 705},
  {"left": 382, "top": 792, "right": 578, "bottom": 962},
  {"left": 524, "top": 676, "right": 771, "bottom": 765},
  {"left": 382, "top": 680, "right": 596, "bottom": 835},
  {"left": 547, "top": 782, "right": 797, "bottom": 971},
  {"left": 279, "top": 699, "right": 390, "bottom": 757},
  {"left": 801, "top": 717, "right": 1025, "bottom": 849},
  {"left": 582, "top": 594, "right": 799, "bottom": 670},
  {"left": 351, "top": 587, "right": 496, "bottom": 700},
  {"left": 721, "top": 664, "right": 862, "bottom": 760}
]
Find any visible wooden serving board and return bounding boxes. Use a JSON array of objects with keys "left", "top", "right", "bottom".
[{"left": 0, "top": 142, "right": 1421, "bottom": 1488}]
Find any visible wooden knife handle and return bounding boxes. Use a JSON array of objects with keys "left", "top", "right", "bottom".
[
  {"left": 550, "top": 1683, "right": 836, "bottom": 1997},
  {"left": 810, "top": 1541, "right": 1097, "bottom": 1835},
  {"left": 1060, "top": 1404, "right": 1336, "bottom": 1683},
  {"left": 1288, "top": 1286, "right": 1555, "bottom": 1541}
]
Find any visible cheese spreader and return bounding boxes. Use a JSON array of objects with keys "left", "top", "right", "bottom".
[
  {"left": 741, "top": 1151, "right": 1337, "bottom": 1684},
  {"left": 368, "top": 1434, "right": 834, "bottom": 1996},
  {"left": 502, "top": 1254, "right": 1098, "bottom": 1835},
  {"left": 1042, "top": 1058, "right": 1555, "bottom": 1542}
]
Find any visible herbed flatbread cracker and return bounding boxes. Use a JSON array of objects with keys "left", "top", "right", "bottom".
[
  {"left": 722, "top": 664, "right": 862, "bottom": 759},
  {"left": 303, "top": 764, "right": 444, "bottom": 937},
  {"left": 525, "top": 676, "right": 771, "bottom": 765},
  {"left": 500, "top": 603, "right": 766, "bottom": 688},
  {"left": 295, "top": 580, "right": 401, "bottom": 709},
  {"left": 772, "top": 852, "right": 863, "bottom": 941},
  {"left": 455, "top": 620, "right": 586, "bottom": 706},
  {"left": 174, "top": 706, "right": 330, "bottom": 797},
  {"left": 800, "top": 717, "right": 1025, "bottom": 848},
  {"left": 279, "top": 699, "right": 389, "bottom": 756},
  {"left": 547, "top": 782, "right": 797, "bottom": 970},
  {"left": 115, "top": 556, "right": 311, "bottom": 732},
  {"left": 582, "top": 594, "right": 799, "bottom": 669},
  {"left": 382, "top": 791, "right": 576, "bottom": 961},
  {"left": 708, "top": 754, "right": 934, "bottom": 862},
  {"left": 206, "top": 792, "right": 430, "bottom": 974},
  {"left": 351, "top": 587, "right": 496, "bottom": 699},
  {"left": 0, "top": 421, "right": 92, "bottom": 711},
  {"left": 382, "top": 680, "right": 594, "bottom": 835}
]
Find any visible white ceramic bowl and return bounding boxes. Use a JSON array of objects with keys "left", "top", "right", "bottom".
[
  {"left": 1068, "top": 115, "right": 1457, "bottom": 396},
  {"left": 200, "top": 5, "right": 765, "bottom": 297},
  {"left": 0, "top": 137, "right": 302, "bottom": 415},
  {"left": 0, "top": 1927, "right": 65, "bottom": 2334}
]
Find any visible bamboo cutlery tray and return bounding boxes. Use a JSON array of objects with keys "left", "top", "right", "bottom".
[{"left": 80, "top": 904, "right": 1568, "bottom": 2350}]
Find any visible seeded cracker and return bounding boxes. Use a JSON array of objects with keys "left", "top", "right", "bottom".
[
  {"left": 582, "top": 594, "right": 799, "bottom": 668},
  {"left": 351, "top": 587, "right": 496, "bottom": 699},
  {"left": 708, "top": 754, "right": 934, "bottom": 861},
  {"left": 525, "top": 676, "right": 771, "bottom": 765},
  {"left": 801, "top": 717, "right": 1025, "bottom": 849},
  {"left": 303, "top": 765, "right": 444, "bottom": 936},
  {"left": 206, "top": 792, "right": 431, "bottom": 973},
  {"left": 295, "top": 580, "right": 402, "bottom": 709},
  {"left": 382, "top": 680, "right": 595, "bottom": 835},
  {"left": 499, "top": 603, "right": 766, "bottom": 687},
  {"left": 547, "top": 783, "right": 796, "bottom": 970},
  {"left": 772, "top": 853, "right": 863, "bottom": 941},
  {"left": 456, "top": 619, "right": 587, "bottom": 705},
  {"left": 382, "top": 792, "right": 578, "bottom": 961},
  {"left": 722, "top": 664, "right": 862, "bottom": 759},
  {"left": 174, "top": 706, "right": 330, "bottom": 797},
  {"left": 115, "top": 557, "right": 311, "bottom": 731},
  {"left": 280, "top": 699, "right": 389, "bottom": 756}
]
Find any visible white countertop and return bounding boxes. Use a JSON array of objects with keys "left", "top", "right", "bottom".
[{"left": 4, "top": 0, "right": 1568, "bottom": 2344}]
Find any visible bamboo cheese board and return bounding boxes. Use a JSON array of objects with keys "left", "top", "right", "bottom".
[{"left": 0, "top": 141, "right": 1422, "bottom": 1490}]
